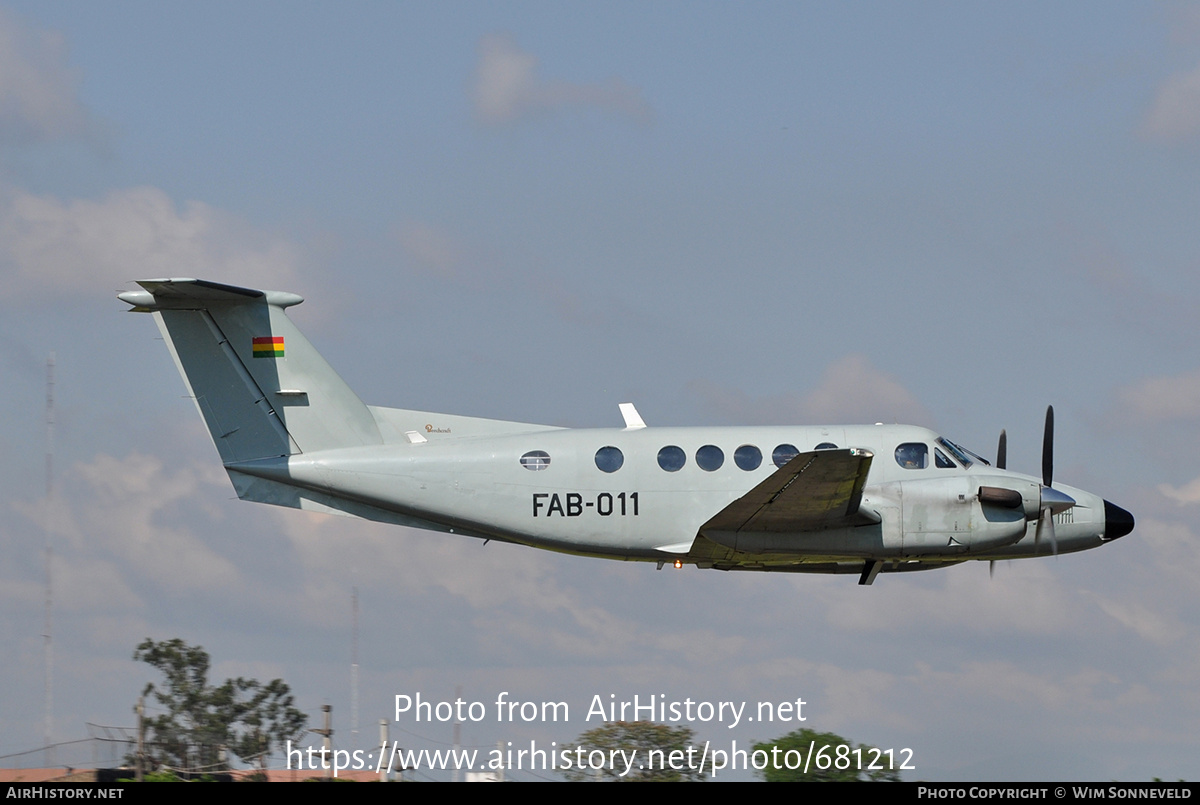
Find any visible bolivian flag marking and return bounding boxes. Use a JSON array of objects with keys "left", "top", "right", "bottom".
[{"left": 252, "top": 336, "right": 284, "bottom": 358}]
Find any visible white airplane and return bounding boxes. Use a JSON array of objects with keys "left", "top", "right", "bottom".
[{"left": 120, "top": 278, "right": 1134, "bottom": 585}]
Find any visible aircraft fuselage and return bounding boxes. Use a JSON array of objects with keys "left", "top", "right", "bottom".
[{"left": 226, "top": 419, "right": 1120, "bottom": 574}]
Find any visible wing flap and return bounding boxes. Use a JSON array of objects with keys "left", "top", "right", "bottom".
[{"left": 701, "top": 447, "right": 875, "bottom": 536}]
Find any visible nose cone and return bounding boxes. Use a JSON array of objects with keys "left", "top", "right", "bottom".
[{"left": 1103, "top": 500, "right": 1135, "bottom": 540}]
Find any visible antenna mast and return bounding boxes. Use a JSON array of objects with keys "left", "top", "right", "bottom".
[
  {"left": 351, "top": 586, "right": 359, "bottom": 741},
  {"left": 43, "top": 353, "right": 55, "bottom": 766}
]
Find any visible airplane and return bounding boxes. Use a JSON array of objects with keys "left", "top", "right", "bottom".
[{"left": 119, "top": 278, "right": 1134, "bottom": 585}]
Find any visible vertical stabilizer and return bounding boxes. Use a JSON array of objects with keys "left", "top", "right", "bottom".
[{"left": 120, "top": 278, "right": 381, "bottom": 463}]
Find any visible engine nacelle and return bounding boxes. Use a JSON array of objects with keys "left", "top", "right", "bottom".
[{"left": 876, "top": 476, "right": 1034, "bottom": 556}]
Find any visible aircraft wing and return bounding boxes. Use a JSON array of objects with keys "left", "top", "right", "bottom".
[{"left": 700, "top": 448, "right": 876, "bottom": 536}]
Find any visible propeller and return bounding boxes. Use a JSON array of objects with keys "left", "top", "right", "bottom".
[
  {"left": 1042, "top": 405, "right": 1053, "bottom": 488},
  {"left": 986, "top": 429, "right": 1011, "bottom": 578},
  {"left": 993, "top": 406, "right": 1066, "bottom": 557},
  {"left": 1035, "top": 505, "right": 1057, "bottom": 556},
  {"left": 1035, "top": 405, "right": 1057, "bottom": 556}
]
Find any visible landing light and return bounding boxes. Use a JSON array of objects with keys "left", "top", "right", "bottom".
[{"left": 674, "top": 560, "right": 682, "bottom": 569}]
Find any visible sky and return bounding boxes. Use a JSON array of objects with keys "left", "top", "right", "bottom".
[{"left": 1, "top": 1, "right": 1199, "bottom": 782}]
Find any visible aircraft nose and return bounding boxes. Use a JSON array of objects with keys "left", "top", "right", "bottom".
[{"left": 1103, "top": 500, "right": 1135, "bottom": 540}]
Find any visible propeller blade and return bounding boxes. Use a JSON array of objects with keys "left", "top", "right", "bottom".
[
  {"left": 1042, "top": 405, "right": 1054, "bottom": 488},
  {"left": 989, "top": 560, "right": 996, "bottom": 578},
  {"left": 1035, "top": 506, "right": 1058, "bottom": 556},
  {"left": 997, "top": 429, "right": 1007, "bottom": 470}
]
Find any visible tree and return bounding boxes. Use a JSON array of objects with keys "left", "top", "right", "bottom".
[
  {"left": 134, "top": 638, "right": 307, "bottom": 773},
  {"left": 752, "top": 728, "right": 902, "bottom": 782},
  {"left": 563, "top": 721, "right": 707, "bottom": 782}
]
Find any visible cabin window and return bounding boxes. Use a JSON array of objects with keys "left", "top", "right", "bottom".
[
  {"left": 595, "top": 446, "right": 624, "bottom": 473},
  {"left": 658, "top": 445, "right": 686, "bottom": 472},
  {"left": 773, "top": 444, "right": 799, "bottom": 468},
  {"left": 734, "top": 444, "right": 762, "bottom": 471},
  {"left": 519, "top": 450, "right": 551, "bottom": 471},
  {"left": 814, "top": 442, "right": 837, "bottom": 450},
  {"left": 696, "top": 444, "right": 724, "bottom": 471},
  {"left": 895, "top": 443, "right": 928, "bottom": 469}
]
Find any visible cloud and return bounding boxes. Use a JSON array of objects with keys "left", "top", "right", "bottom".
[
  {"left": 0, "top": 7, "right": 91, "bottom": 146},
  {"left": 1116, "top": 368, "right": 1200, "bottom": 422},
  {"left": 1159, "top": 477, "right": 1200, "bottom": 504},
  {"left": 691, "top": 354, "right": 932, "bottom": 426},
  {"left": 1087, "top": 594, "right": 1186, "bottom": 646},
  {"left": 1134, "top": 515, "right": 1200, "bottom": 586},
  {"left": 10, "top": 452, "right": 241, "bottom": 608},
  {"left": 269, "top": 508, "right": 720, "bottom": 662},
  {"left": 822, "top": 562, "right": 1078, "bottom": 637},
  {"left": 801, "top": 355, "right": 930, "bottom": 423},
  {"left": 472, "top": 33, "right": 651, "bottom": 125},
  {"left": 393, "top": 220, "right": 467, "bottom": 276},
  {"left": 0, "top": 185, "right": 303, "bottom": 298},
  {"left": 1141, "top": 62, "right": 1200, "bottom": 142},
  {"left": 65, "top": 453, "right": 241, "bottom": 591}
]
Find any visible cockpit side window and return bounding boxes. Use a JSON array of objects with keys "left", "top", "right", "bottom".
[
  {"left": 895, "top": 443, "right": 928, "bottom": 469},
  {"left": 934, "top": 447, "right": 956, "bottom": 469},
  {"left": 937, "top": 437, "right": 978, "bottom": 467}
]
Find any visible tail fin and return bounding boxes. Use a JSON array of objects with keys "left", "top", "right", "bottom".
[{"left": 120, "top": 278, "right": 381, "bottom": 463}]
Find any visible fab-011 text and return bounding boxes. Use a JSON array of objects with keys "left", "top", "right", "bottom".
[{"left": 532, "top": 492, "right": 639, "bottom": 517}]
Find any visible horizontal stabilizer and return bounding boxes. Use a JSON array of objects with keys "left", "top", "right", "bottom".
[{"left": 118, "top": 278, "right": 304, "bottom": 310}]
